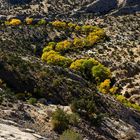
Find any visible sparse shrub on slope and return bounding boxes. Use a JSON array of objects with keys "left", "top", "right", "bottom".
[
  {"left": 41, "top": 50, "right": 58, "bottom": 60},
  {"left": 28, "top": 97, "right": 37, "bottom": 105},
  {"left": 60, "top": 130, "right": 83, "bottom": 140},
  {"left": 68, "top": 22, "right": 76, "bottom": 30},
  {"left": 98, "top": 79, "right": 111, "bottom": 94},
  {"left": 51, "top": 108, "right": 81, "bottom": 133},
  {"left": 51, "top": 108, "right": 69, "bottom": 133},
  {"left": 71, "top": 96, "right": 103, "bottom": 125},
  {"left": 70, "top": 59, "right": 86, "bottom": 72},
  {"left": 41, "top": 23, "right": 106, "bottom": 54},
  {"left": 82, "top": 58, "right": 100, "bottom": 78},
  {"left": 71, "top": 98, "right": 96, "bottom": 117},
  {"left": 109, "top": 86, "right": 118, "bottom": 94},
  {"left": 43, "top": 42, "right": 56, "bottom": 53},
  {"left": 85, "top": 34, "right": 99, "bottom": 47},
  {"left": 82, "top": 25, "right": 95, "bottom": 34},
  {"left": 52, "top": 21, "right": 67, "bottom": 29},
  {"left": 116, "top": 95, "right": 140, "bottom": 111},
  {"left": 4, "top": 21, "right": 10, "bottom": 26},
  {"left": 75, "top": 25, "right": 81, "bottom": 32},
  {"left": 55, "top": 40, "right": 72, "bottom": 52},
  {"left": 48, "top": 42, "right": 56, "bottom": 47},
  {"left": 38, "top": 19, "right": 46, "bottom": 25},
  {"left": 68, "top": 113, "right": 80, "bottom": 126},
  {"left": 84, "top": 29, "right": 105, "bottom": 47},
  {"left": 9, "top": 19, "right": 22, "bottom": 26},
  {"left": 41, "top": 50, "right": 72, "bottom": 67},
  {"left": 98, "top": 79, "right": 118, "bottom": 94},
  {"left": 70, "top": 58, "right": 99, "bottom": 78},
  {"left": 93, "top": 29, "right": 106, "bottom": 38},
  {"left": 92, "top": 64, "right": 112, "bottom": 82},
  {"left": 73, "top": 38, "right": 85, "bottom": 48}
]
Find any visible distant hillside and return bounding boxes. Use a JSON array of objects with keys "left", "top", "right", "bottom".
[{"left": 0, "top": 0, "right": 140, "bottom": 18}]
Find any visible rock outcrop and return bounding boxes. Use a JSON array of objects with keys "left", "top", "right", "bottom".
[{"left": 0, "top": 120, "right": 38, "bottom": 140}]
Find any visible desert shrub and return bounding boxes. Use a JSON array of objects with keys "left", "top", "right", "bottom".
[
  {"left": 115, "top": 95, "right": 140, "bottom": 111},
  {"left": 52, "top": 21, "right": 67, "bottom": 29},
  {"left": 116, "top": 95, "right": 126, "bottom": 102},
  {"left": 48, "top": 42, "right": 56, "bottom": 47},
  {"left": 25, "top": 18, "right": 33, "bottom": 25},
  {"left": 93, "top": 29, "right": 106, "bottom": 38},
  {"left": 70, "top": 59, "right": 85, "bottom": 72},
  {"left": 46, "top": 54, "right": 72, "bottom": 67},
  {"left": 75, "top": 25, "right": 81, "bottom": 32},
  {"left": 71, "top": 97, "right": 103, "bottom": 126},
  {"left": 98, "top": 79, "right": 118, "bottom": 94},
  {"left": 98, "top": 79, "right": 111, "bottom": 94},
  {"left": 51, "top": 108, "right": 69, "bottom": 133},
  {"left": 109, "top": 86, "right": 118, "bottom": 94},
  {"left": 43, "top": 42, "right": 56, "bottom": 53},
  {"left": 5, "top": 21, "right": 10, "bottom": 25},
  {"left": 73, "top": 38, "right": 85, "bottom": 48},
  {"left": 70, "top": 58, "right": 99, "bottom": 78},
  {"left": 55, "top": 40, "right": 72, "bottom": 52},
  {"left": 60, "top": 130, "right": 83, "bottom": 140},
  {"left": 42, "top": 50, "right": 59, "bottom": 59},
  {"left": 85, "top": 34, "right": 99, "bottom": 47},
  {"left": 41, "top": 50, "right": 72, "bottom": 67},
  {"left": 38, "top": 19, "right": 46, "bottom": 25},
  {"left": 68, "top": 113, "right": 80, "bottom": 126},
  {"left": 82, "top": 25, "right": 94, "bottom": 34},
  {"left": 131, "top": 104, "right": 140, "bottom": 111},
  {"left": 82, "top": 58, "right": 99, "bottom": 77},
  {"left": 68, "top": 22, "right": 76, "bottom": 30},
  {"left": 92, "top": 26, "right": 102, "bottom": 31},
  {"left": 92, "top": 64, "right": 112, "bottom": 82},
  {"left": 28, "top": 98, "right": 37, "bottom": 105},
  {"left": 9, "top": 19, "right": 22, "bottom": 26},
  {"left": 71, "top": 98, "right": 96, "bottom": 117}
]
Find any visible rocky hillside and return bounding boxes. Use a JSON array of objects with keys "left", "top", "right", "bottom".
[
  {"left": 0, "top": 0, "right": 140, "bottom": 18},
  {"left": 0, "top": 1, "right": 140, "bottom": 140}
]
